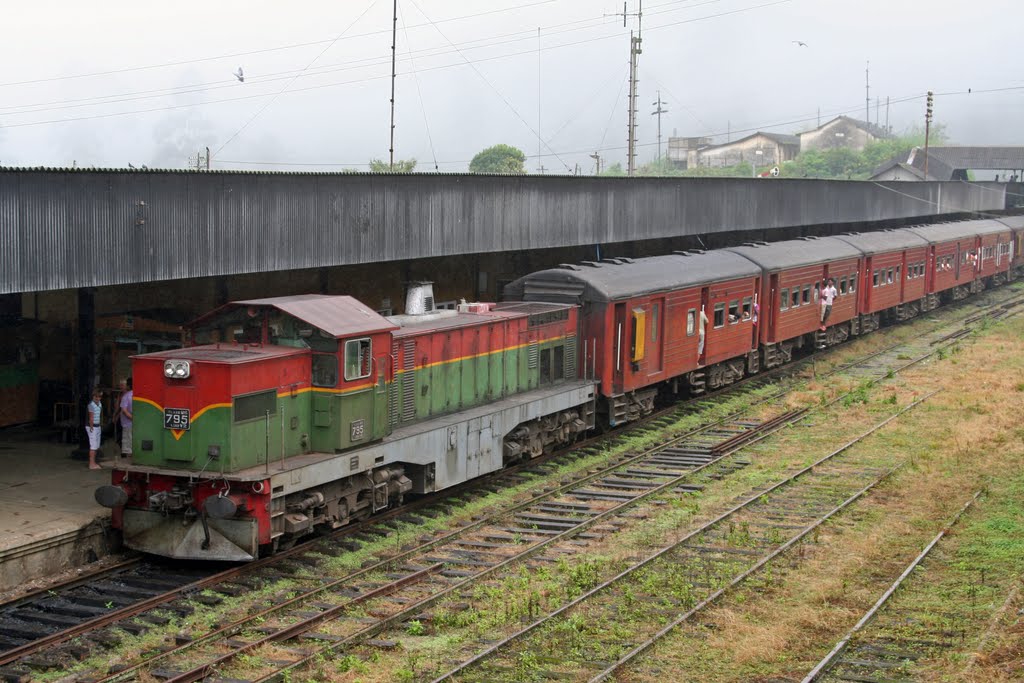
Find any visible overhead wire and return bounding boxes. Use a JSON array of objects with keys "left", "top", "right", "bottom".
[
  {"left": 405, "top": 0, "right": 573, "bottom": 173},
  {"left": 398, "top": 0, "right": 440, "bottom": 171},
  {"left": 0, "top": 0, "right": 560, "bottom": 89},
  {"left": 0, "top": 0, "right": 720, "bottom": 118},
  {"left": 0, "top": 0, "right": 792, "bottom": 130}
]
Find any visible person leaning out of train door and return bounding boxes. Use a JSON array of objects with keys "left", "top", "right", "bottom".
[
  {"left": 697, "top": 306, "right": 709, "bottom": 362},
  {"left": 820, "top": 277, "right": 838, "bottom": 331},
  {"left": 86, "top": 389, "right": 103, "bottom": 470}
]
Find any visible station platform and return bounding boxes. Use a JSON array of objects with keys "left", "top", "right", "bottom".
[{"left": 0, "top": 426, "right": 118, "bottom": 594}]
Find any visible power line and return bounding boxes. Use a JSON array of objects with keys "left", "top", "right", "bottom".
[
  {"left": 213, "top": 0, "right": 381, "bottom": 157},
  {"left": 0, "top": 0, "right": 722, "bottom": 118},
  {"left": 406, "top": 0, "right": 573, "bottom": 172},
  {"left": 398, "top": 1, "right": 440, "bottom": 171},
  {"left": 0, "top": 0, "right": 560, "bottom": 89}
]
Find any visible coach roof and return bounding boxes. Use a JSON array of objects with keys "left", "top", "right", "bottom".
[
  {"left": 727, "top": 236, "right": 863, "bottom": 271},
  {"left": 504, "top": 251, "right": 761, "bottom": 304},
  {"left": 907, "top": 219, "right": 1010, "bottom": 244},
  {"left": 832, "top": 230, "right": 929, "bottom": 255}
]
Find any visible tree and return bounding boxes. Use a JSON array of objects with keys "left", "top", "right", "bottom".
[
  {"left": 469, "top": 144, "right": 526, "bottom": 174},
  {"left": 369, "top": 158, "right": 417, "bottom": 173}
]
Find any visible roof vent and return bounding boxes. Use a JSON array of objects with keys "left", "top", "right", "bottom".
[
  {"left": 404, "top": 281, "right": 436, "bottom": 315},
  {"left": 579, "top": 260, "right": 602, "bottom": 268},
  {"left": 557, "top": 263, "right": 582, "bottom": 271}
]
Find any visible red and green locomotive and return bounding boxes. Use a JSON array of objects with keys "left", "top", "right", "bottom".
[{"left": 96, "top": 286, "right": 595, "bottom": 560}]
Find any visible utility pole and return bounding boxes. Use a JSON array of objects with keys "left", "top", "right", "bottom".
[
  {"left": 651, "top": 91, "right": 668, "bottom": 161},
  {"left": 388, "top": 0, "right": 398, "bottom": 171},
  {"left": 537, "top": 27, "right": 543, "bottom": 174},
  {"left": 609, "top": 1, "right": 643, "bottom": 176},
  {"left": 590, "top": 152, "right": 603, "bottom": 175},
  {"left": 875, "top": 97, "right": 880, "bottom": 126},
  {"left": 189, "top": 148, "right": 211, "bottom": 171},
  {"left": 924, "top": 90, "right": 934, "bottom": 179},
  {"left": 885, "top": 96, "right": 890, "bottom": 133},
  {"left": 865, "top": 60, "right": 870, "bottom": 123}
]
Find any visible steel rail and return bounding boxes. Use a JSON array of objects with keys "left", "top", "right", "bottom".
[
  {"left": 173, "top": 299, "right": 985, "bottom": 683},
  {"left": 143, "top": 411, "right": 808, "bottom": 683},
  {"left": 800, "top": 491, "right": 982, "bottom": 683},
  {"left": 8, "top": 287, "right": 1016, "bottom": 677},
  {"left": 431, "top": 391, "right": 938, "bottom": 683}
]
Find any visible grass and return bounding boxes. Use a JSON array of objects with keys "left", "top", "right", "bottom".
[{"left": 622, "top": 314, "right": 1024, "bottom": 682}]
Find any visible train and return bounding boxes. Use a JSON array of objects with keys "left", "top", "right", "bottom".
[{"left": 95, "top": 216, "right": 1024, "bottom": 561}]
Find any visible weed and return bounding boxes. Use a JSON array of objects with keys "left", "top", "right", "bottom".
[{"left": 406, "top": 619, "right": 425, "bottom": 636}]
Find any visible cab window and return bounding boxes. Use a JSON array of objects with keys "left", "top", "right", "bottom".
[
  {"left": 312, "top": 353, "right": 338, "bottom": 387},
  {"left": 344, "top": 338, "right": 372, "bottom": 381}
]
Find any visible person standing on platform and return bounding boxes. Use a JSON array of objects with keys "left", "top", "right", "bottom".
[
  {"left": 113, "top": 378, "right": 133, "bottom": 459},
  {"left": 86, "top": 389, "right": 103, "bottom": 470}
]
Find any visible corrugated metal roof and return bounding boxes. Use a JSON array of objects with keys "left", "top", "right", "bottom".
[
  {"left": 833, "top": 230, "right": 929, "bottom": 255},
  {"left": 0, "top": 169, "right": 1008, "bottom": 295},
  {"left": 192, "top": 294, "right": 397, "bottom": 338},
  {"left": 727, "top": 236, "right": 863, "bottom": 271},
  {"left": 924, "top": 147, "right": 1024, "bottom": 170},
  {"left": 505, "top": 252, "right": 761, "bottom": 304}
]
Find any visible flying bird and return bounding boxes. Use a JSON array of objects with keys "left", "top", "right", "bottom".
[
  {"left": 233, "top": 67, "right": 245, "bottom": 83},
  {"left": 792, "top": 40, "right": 808, "bottom": 47}
]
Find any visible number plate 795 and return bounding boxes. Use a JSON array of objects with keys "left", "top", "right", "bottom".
[{"left": 164, "top": 408, "right": 191, "bottom": 431}]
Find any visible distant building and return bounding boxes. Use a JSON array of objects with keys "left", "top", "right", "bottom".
[
  {"left": 666, "top": 137, "right": 713, "bottom": 169},
  {"left": 869, "top": 146, "right": 1024, "bottom": 181},
  {"left": 669, "top": 132, "right": 799, "bottom": 169},
  {"left": 798, "top": 116, "right": 890, "bottom": 153}
]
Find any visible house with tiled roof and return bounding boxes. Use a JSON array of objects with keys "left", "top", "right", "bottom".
[{"left": 798, "top": 116, "right": 891, "bottom": 153}]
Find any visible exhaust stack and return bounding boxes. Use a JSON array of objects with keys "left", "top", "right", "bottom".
[{"left": 405, "top": 281, "right": 435, "bottom": 315}]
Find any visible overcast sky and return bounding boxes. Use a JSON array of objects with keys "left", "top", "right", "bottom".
[{"left": 1, "top": 0, "right": 1021, "bottom": 172}]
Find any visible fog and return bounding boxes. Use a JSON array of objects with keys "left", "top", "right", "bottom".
[{"left": 1, "top": 0, "right": 1021, "bottom": 172}]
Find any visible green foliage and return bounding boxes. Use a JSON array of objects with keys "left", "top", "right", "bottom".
[
  {"left": 369, "top": 158, "right": 417, "bottom": 173},
  {"left": 781, "top": 124, "right": 949, "bottom": 180},
  {"left": 469, "top": 144, "right": 527, "bottom": 174},
  {"left": 600, "top": 162, "right": 626, "bottom": 176}
]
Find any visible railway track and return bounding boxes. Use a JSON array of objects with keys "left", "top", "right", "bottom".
[
  {"left": 0, "top": 287, "right": 1018, "bottom": 681},
  {"left": 801, "top": 493, "right": 981, "bottom": 683},
  {"left": 396, "top": 395, "right": 936, "bottom": 683}
]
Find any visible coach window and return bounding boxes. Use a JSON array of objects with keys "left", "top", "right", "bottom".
[
  {"left": 344, "top": 338, "right": 373, "bottom": 381},
  {"left": 850, "top": 275, "right": 857, "bottom": 293},
  {"left": 887, "top": 268, "right": 894, "bottom": 284},
  {"left": 728, "top": 300, "right": 739, "bottom": 323},
  {"left": 839, "top": 276, "right": 847, "bottom": 294},
  {"left": 791, "top": 289, "right": 801, "bottom": 308},
  {"left": 686, "top": 309, "right": 696, "bottom": 336},
  {"left": 896, "top": 265, "right": 901, "bottom": 281},
  {"left": 780, "top": 289, "right": 789, "bottom": 311},
  {"left": 803, "top": 285, "right": 811, "bottom": 304},
  {"left": 713, "top": 303, "right": 725, "bottom": 328},
  {"left": 873, "top": 270, "right": 879, "bottom": 287},
  {"left": 742, "top": 297, "right": 752, "bottom": 320},
  {"left": 651, "top": 303, "right": 660, "bottom": 342}
]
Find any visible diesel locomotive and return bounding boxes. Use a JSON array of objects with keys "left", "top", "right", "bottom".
[{"left": 96, "top": 216, "right": 1024, "bottom": 561}]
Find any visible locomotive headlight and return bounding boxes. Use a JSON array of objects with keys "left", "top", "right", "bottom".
[{"left": 164, "top": 360, "right": 191, "bottom": 379}]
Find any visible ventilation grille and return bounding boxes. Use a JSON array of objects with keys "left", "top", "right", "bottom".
[
  {"left": 401, "top": 340, "right": 416, "bottom": 421},
  {"left": 564, "top": 335, "right": 577, "bottom": 378},
  {"left": 527, "top": 341, "right": 539, "bottom": 369}
]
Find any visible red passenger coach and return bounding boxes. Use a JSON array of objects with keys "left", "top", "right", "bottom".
[
  {"left": 908, "top": 220, "right": 1011, "bottom": 301},
  {"left": 727, "top": 237, "right": 863, "bottom": 363},
  {"left": 834, "top": 230, "right": 930, "bottom": 321},
  {"left": 504, "top": 252, "right": 761, "bottom": 424},
  {"left": 997, "top": 215, "right": 1024, "bottom": 277}
]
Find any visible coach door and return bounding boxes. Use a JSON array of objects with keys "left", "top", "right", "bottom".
[
  {"left": 613, "top": 303, "right": 626, "bottom": 393},
  {"left": 649, "top": 298, "right": 664, "bottom": 374}
]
